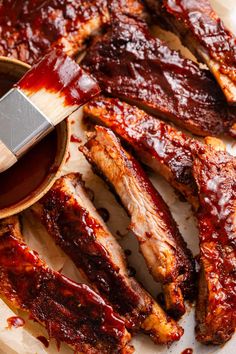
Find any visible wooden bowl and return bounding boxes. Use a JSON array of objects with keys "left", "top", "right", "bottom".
[{"left": 0, "top": 57, "right": 70, "bottom": 218}]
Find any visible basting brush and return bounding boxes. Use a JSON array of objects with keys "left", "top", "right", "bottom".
[{"left": 0, "top": 49, "right": 100, "bottom": 173}]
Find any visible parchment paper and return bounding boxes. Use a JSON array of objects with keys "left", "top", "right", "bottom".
[{"left": 0, "top": 1, "right": 235, "bottom": 353}]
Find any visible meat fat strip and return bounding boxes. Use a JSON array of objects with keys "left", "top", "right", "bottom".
[
  {"left": 83, "top": 12, "right": 236, "bottom": 137},
  {"left": 0, "top": 216, "right": 132, "bottom": 354},
  {"left": 82, "top": 126, "right": 196, "bottom": 318},
  {"left": 193, "top": 148, "right": 236, "bottom": 344},
  {"left": 32, "top": 173, "right": 183, "bottom": 344},
  {"left": 145, "top": 0, "right": 236, "bottom": 104}
]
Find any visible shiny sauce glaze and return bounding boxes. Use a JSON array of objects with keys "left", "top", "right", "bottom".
[
  {"left": 0, "top": 74, "right": 57, "bottom": 209},
  {"left": 7, "top": 316, "right": 25, "bottom": 329},
  {"left": 82, "top": 13, "right": 235, "bottom": 137},
  {"left": 37, "top": 336, "right": 49, "bottom": 348},
  {"left": 18, "top": 49, "right": 100, "bottom": 106},
  {"left": 193, "top": 148, "right": 236, "bottom": 343},
  {"left": 163, "top": 0, "right": 236, "bottom": 83},
  {"left": 84, "top": 127, "right": 196, "bottom": 301},
  {"left": 0, "top": 0, "right": 109, "bottom": 65},
  {"left": 97, "top": 207, "right": 110, "bottom": 222},
  {"left": 0, "top": 223, "right": 127, "bottom": 351},
  {"left": 39, "top": 175, "right": 142, "bottom": 327},
  {"left": 181, "top": 349, "right": 193, "bottom": 354}
]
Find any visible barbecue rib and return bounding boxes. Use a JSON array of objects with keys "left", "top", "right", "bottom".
[
  {"left": 145, "top": 0, "right": 236, "bottom": 104},
  {"left": 84, "top": 95, "right": 201, "bottom": 208},
  {"left": 82, "top": 12, "right": 236, "bottom": 137},
  {"left": 193, "top": 148, "right": 236, "bottom": 344},
  {"left": 32, "top": 173, "right": 183, "bottom": 344},
  {"left": 82, "top": 126, "right": 196, "bottom": 318},
  {"left": 0, "top": 0, "right": 144, "bottom": 65},
  {"left": 0, "top": 216, "right": 132, "bottom": 354}
]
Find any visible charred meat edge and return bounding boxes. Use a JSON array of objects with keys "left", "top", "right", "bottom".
[
  {"left": 0, "top": 216, "right": 132, "bottom": 354},
  {"left": 82, "top": 12, "right": 236, "bottom": 137},
  {"left": 145, "top": 0, "right": 236, "bottom": 104},
  {"left": 193, "top": 148, "right": 236, "bottom": 344},
  {"left": 0, "top": 0, "right": 145, "bottom": 65},
  {"left": 32, "top": 173, "right": 183, "bottom": 344},
  {"left": 81, "top": 125, "right": 196, "bottom": 318}
]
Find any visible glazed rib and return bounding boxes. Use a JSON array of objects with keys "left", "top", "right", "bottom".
[
  {"left": 82, "top": 126, "right": 196, "bottom": 318},
  {"left": 0, "top": 0, "right": 144, "bottom": 65},
  {"left": 193, "top": 148, "right": 236, "bottom": 344},
  {"left": 84, "top": 95, "right": 201, "bottom": 208},
  {"left": 145, "top": 0, "right": 236, "bottom": 104},
  {"left": 84, "top": 96, "right": 228, "bottom": 209},
  {"left": 83, "top": 12, "right": 236, "bottom": 137},
  {"left": 32, "top": 173, "right": 183, "bottom": 344},
  {"left": 0, "top": 216, "right": 132, "bottom": 354}
]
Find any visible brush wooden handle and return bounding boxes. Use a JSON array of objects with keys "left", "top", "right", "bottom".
[{"left": 0, "top": 140, "right": 17, "bottom": 173}]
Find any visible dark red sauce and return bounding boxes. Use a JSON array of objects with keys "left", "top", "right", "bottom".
[
  {"left": 37, "top": 336, "right": 49, "bottom": 348},
  {"left": 18, "top": 49, "right": 100, "bottom": 106},
  {"left": 70, "top": 134, "right": 82, "bottom": 143},
  {"left": 84, "top": 95, "right": 200, "bottom": 207},
  {"left": 66, "top": 151, "right": 71, "bottom": 163},
  {"left": 83, "top": 13, "right": 235, "bottom": 137},
  {"left": 124, "top": 249, "right": 132, "bottom": 256},
  {"left": 0, "top": 227, "right": 127, "bottom": 351},
  {"left": 0, "top": 0, "right": 109, "bottom": 65},
  {"left": 181, "top": 349, "right": 193, "bottom": 354},
  {"left": 39, "top": 176, "right": 141, "bottom": 320},
  {"left": 0, "top": 73, "right": 57, "bottom": 209},
  {"left": 0, "top": 74, "right": 16, "bottom": 96},
  {"left": 164, "top": 0, "right": 236, "bottom": 83},
  {"left": 194, "top": 149, "right": 236, "bottom": 343},
  {"left": 7, "top": 316, "right": 25, "bottom": 329},
  {"left": 128, "top": 266, "right": 136, "bottom": 277},
  {"left": 97, "top": 207, "right": 110, "bottom": 222}
]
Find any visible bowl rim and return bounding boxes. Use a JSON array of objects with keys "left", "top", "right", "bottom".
[{"left": 0, "top": 56, "right": 70, "bottom": 218}]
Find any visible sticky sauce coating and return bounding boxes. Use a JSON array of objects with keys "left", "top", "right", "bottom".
[
  {"left": 18, "top": 49, "right": 100, "bottom": 106},
  {"left": 7, "top": 316, "right": 25, "bottom": 329},
  {"left": 0, "top": 219, "right": 128, "bottom": 353},
  {"left": 163, "top": 0, "right": 236, "bottom": 83},
  {"left": 193, "top": 149, "right": 236, "bottom": 344},
  {"left": 83, "top": 13, "right": 235, "bottom": 137}
]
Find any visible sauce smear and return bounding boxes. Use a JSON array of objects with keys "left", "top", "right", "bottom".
[
  {"left": 0, "top": 74, "right": 57, "bottom": 209},
  {"left": 7, "top": 316, "right": 25, "bottom": 329}
]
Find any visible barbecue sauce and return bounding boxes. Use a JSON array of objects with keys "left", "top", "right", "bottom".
[
  {"left": 39, "top": 178, "right": 141, "bottom": 321},
  {"left": 0, "top": 226, "right": 127, "bottom": 351},
  {"left": 0, "top": 74, "right": 57, "bottom": 209},
  {"left": 181, "top": 349, "right": 193, "bottom": 354},
  {"left": 0, "top": 0, "right": 109, "bottom": 65},
  {"left": 37, "top": 336, "right": 49, "bottom": 348},
  {"left": 7, "top": 316, "right": 25, "bottom": 329},
  {"left": 164, "top": 0, "right": 236, "bottom": 83}
]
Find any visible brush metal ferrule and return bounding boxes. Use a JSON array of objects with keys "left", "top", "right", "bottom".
[{"left": 0, "top": 88, "right": 53, "bottom": 158}]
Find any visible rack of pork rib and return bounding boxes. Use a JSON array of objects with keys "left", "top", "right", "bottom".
[{"left": 0, "top": 0, "right": 235, "bottom": 351}]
